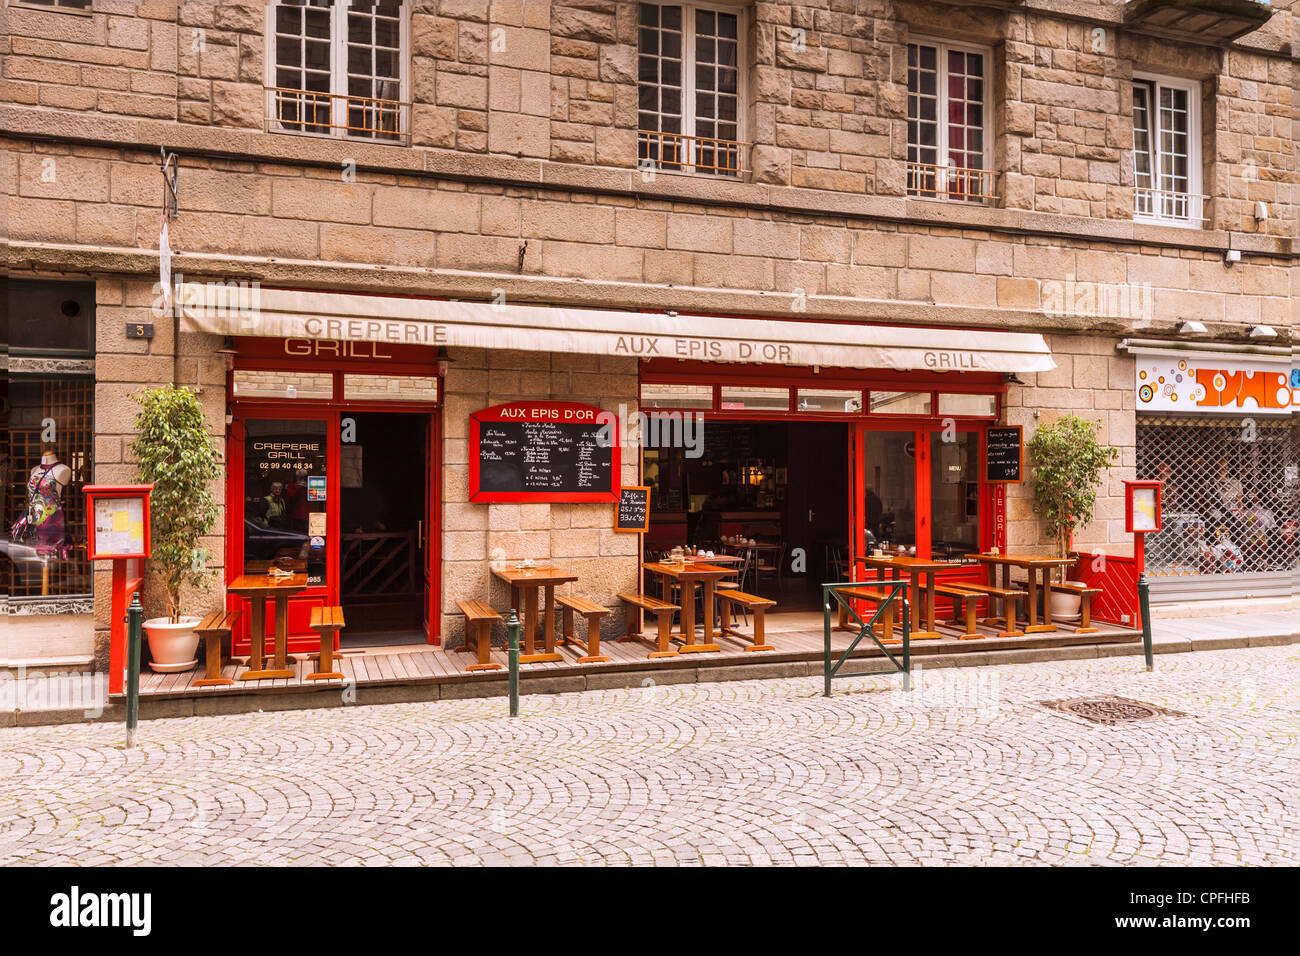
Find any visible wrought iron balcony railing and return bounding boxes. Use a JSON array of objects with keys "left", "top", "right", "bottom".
[
  {"left": 906, "top": 162, "right": 997, "bottom": 203},
  {"left": 1134, "top": 186, "right": 1209, "bottom": 225},
  {"left": 267, "top": 86, "right": 410, "bottom": 144},
  {"left": 637, "top": 130, "right": 744, "bottom": 178}
]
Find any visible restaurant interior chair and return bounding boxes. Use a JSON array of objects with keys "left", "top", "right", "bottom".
[{"left": 714, "top": 550, "right": 752, "bottom": 627}]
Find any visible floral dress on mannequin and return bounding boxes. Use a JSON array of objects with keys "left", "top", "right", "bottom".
[{"left": 11, "top": 462, "right": 69, "bottom": 558}]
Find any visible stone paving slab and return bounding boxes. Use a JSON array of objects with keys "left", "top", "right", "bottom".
[{"left": 0, "top": 644, "right": 1296, "bottom": 866}]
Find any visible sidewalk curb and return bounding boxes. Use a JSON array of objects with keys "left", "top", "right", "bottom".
[{"left": 4, "top": 630, "right": 1297, "bottom": 728}]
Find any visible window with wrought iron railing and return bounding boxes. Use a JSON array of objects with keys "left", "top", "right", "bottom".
[
  {"left": 1133, "top": 75, "right": 1206, "bottom": 226},
  {"left": 267, "top": 0, "right": 409, "bottom": 144},
  {"left": 906, "top": 40, "right": 995, "bottom": 203},
  {"left": 637, "top": 2, "right": 744, "bottom": 177}
]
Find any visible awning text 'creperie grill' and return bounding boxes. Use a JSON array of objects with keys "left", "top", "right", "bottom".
[{"left": 180, "top": 285, "right": 1056, "bottom": 374}]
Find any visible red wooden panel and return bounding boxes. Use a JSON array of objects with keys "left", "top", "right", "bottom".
[{"left": 1070, "top": 551, "right": 1138, "bottom": 625}]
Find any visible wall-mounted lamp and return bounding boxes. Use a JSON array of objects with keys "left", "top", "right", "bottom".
[
  {"left": 1253, "top": 201, "right": 1268, "bottom": 222},
  {"left": 1178, "top": 320, "right": 1208, "bottom": 335},
  {"left": 214, "top": 335, "right": 237, "bottom": 372},
  {"left": 435, "top": 346, "right": 454, "bottom": 376},
  {"left": 1224, "top": 249, "right": 1241, "bottom": 267},
  {"left": 1248, "top": 325, "right": 1278, "bottom": 339}
]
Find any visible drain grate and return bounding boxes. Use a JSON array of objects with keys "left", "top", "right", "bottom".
[{"left": 1037, "top": 695, "right": 1186, "bottom": 725}]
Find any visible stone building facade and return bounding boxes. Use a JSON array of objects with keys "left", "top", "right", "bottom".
[{"left": 3, "top": 0, "right": 1297, "bottom": 669}]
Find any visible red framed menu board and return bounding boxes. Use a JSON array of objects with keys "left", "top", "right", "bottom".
[
  {"left": 85, "top": 484, "right": 153, "bottom": 560},
  {"left": 469, "top": 401, "right": 620, "bottom": 503}
]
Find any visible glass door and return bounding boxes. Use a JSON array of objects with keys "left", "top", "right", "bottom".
[
  {"left": 859, "top": 428, "right": 923, "bottom": 558},
  {"left": 230, "top": 413, "right": 335, "bottom": 654}
]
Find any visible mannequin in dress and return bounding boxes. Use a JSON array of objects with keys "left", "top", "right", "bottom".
[
  {"left": 37, "top": 450, "right": 72, "bottom": 490},
  {"left": 15, "top": 449, "right": 72, "bottom": 555}
]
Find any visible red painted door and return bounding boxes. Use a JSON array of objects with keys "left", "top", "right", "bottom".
[
  {"left": 228, "top": 410, "right": 339, "bottom": 655},
  {"left": 423, "top": 410, "right": 440, "bottom": 644}
]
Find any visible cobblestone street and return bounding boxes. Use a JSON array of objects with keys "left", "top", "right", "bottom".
[{"left": 2, "top": 645, "right": 1297, "bottom": 866}]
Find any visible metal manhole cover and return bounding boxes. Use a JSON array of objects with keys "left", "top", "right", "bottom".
[{"left": 1037, "top": 695, "right": 1186, "bottom": 725}]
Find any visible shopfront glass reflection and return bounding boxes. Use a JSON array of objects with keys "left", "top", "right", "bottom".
[
  {"left": 863, "top": 432, "right": 915, "bottom": 552},
  {"left": 243, "top": 420, "right": 328, "bottom": 584},
  {"left": 930, "top": 432, "right": 978, "bottom": 559}
]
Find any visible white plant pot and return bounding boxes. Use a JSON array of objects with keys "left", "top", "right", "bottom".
[
  {"left": 144, "top": 616, "right": 201, "bottom": 673},
  {"left": 1049, "top": 582, "right": 1085, "bottom": 622}
]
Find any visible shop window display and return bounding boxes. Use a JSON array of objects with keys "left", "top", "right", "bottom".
[
  {"left": 242, "top": 419, "right": 329, "bottom": 585},
  {"left": 6, "top": 377, "right": 93, "bottom": 599}
]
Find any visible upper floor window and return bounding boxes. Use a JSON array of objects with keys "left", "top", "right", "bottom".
[
  {"left": 638, "top": 3, "right": 742, "bottom": 177},
  {"left": 906, "top": 40, "right": 993, "bottom": 203},
  {"left": 267, "top": 0, "right": 409, "bottom": 144},
  {"left": 13, "top": 0, "right": 92, "bottom": 11},
  {"left": 1132, "top": 75, "right": 1203, "bottom": 226}
]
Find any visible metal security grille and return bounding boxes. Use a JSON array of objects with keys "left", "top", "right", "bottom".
[{"left": 1136, "top": 415, "right": 1298, "bottom": 576}]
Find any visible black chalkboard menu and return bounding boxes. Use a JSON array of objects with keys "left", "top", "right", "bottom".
[
  {"left": 985, "top": 426, "right": 1023, "bottom": 483},
  {"left": 469, "top": 402, "right": 619, "bottom": 502},
  {"left": 615, "top": 486, "right": 650, "bottom": 533}
]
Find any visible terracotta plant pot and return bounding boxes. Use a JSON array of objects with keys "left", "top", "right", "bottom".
[
  {"left": 1049, "top": 581, "right": 1085, "bottom": 621},
  {"left": 143, "top": 616, "right": 201, "bottom": 673}
]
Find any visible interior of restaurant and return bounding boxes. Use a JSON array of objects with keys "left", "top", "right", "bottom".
[
  {"left": 644, "top": 421, "right": 850, "bottom": 611},
  {"left": 338, "top": 412, "right": 428, "bottom": 646}
]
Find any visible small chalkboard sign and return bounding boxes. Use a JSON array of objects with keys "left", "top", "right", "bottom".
[
  {"left": 615, "top": 486, "right": 650, "bottom": 533},
  {"left": 985, "top": 426, "right": 1023, "bottom": 484}
]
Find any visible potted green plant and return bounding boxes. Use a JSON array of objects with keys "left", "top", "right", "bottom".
[
  {"left": 1026, "top": 414, "right": 1119, "bottom": 620},
  {"left": 130, "top": 384, "right": 221, "bottom": 672}
]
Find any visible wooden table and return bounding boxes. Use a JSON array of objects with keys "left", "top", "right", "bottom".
[
  {"left": 643, "top": 561, "right": 735, "bottom": 653},
  {"left": 227, "top": 572, "right": 308, "bottom": 681},
  {"left": 858, "top": 555, "right": 965, "bottom": 641},
  {"left": 966, "top": 553, "right": 1077, "bottom": 633},
  {"left": 492, "top": 564, "right": 578, "bottom": 663}
]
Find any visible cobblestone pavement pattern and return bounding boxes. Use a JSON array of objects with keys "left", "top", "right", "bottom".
[{"left": 2, "top": 646, "right": 1297, "bottom": 865}]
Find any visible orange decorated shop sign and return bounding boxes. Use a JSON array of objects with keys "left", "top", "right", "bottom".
[{"left": 1135, "top": 355, "right": 1294, "bottom": 415}]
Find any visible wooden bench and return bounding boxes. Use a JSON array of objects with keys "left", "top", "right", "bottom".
[
  {"left": 945, "top": 582, "right": 1027, "bottom": 637},
  {"left": 456, "top": 600, "right": 503, "bottom": 672},
  {"left": 306, "top": 606, "right": 346, "bottom": 681},
  {"left": 714, "top": 589, "right": 777, "bottom": 652},
  {"left": 832, "top": 586, "right": 898, "bottom": 643},
  {"left": 935, "top": 584, "right": 988, "bottom": 640},
  {"left": 1050, "top": 582, "right": 1104, "bottom": 633},
  {"left": 194, "top": 608, "right": 241, "bottom": 687},
  {"left": 557, "top": 595, "right": 611, "bottom": 663},
  {"left": 617, "top": 593, "right": 680, "bottom": 658}
]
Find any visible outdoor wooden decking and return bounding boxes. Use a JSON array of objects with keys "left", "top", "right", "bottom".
[{"left": 131, "top": 612, "right": 1142, "bottom": 702}]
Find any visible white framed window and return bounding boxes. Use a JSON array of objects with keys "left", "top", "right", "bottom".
[
  {"left": 638, "top": 2, "right": 743, "bottom": 177},
  {"left": 267, "top": 0, "right": 410, "bottom": 143},
  {"left": 907, "top": 39, "right": 993, "bottom": 202},
  {"left": 1132, "top": 74, "right": 1203, "bottom": 225},
  {"left": 12, "top": 0, "right": 93, "bottom": 12}
]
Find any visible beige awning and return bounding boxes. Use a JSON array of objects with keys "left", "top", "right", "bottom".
[{"left": 179, "top": 284, "right": 1056, "bottom": 373}]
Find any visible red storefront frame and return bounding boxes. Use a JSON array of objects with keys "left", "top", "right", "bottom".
[
  {"left": 639, "top": 359, "right": 1006, "bottom": 594},
  {"left": 226, "top": 338, "right": 443, "bottom": 651}
]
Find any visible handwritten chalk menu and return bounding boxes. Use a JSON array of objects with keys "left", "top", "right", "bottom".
[
  {"left": 615, "top": 486, "right": 650, "bottom": 533},
  {"left": 985, "top": 426, "right": 1023, "bottom": 484},
  {"left": 469, "top": 401, "right": 620, "bottom": 502}
]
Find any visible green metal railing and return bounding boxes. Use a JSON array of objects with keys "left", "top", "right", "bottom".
[{"left": 822, "top": 580, "right": 911, "bottom": 696}]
